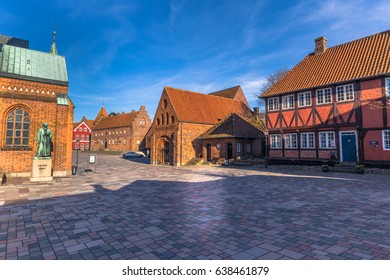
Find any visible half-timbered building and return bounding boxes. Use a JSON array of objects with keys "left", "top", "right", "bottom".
[{"left": 260, "top": 31, "right": 390, "bottom": 166}]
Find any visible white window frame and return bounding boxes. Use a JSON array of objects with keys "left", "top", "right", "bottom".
[
  {"left": 282, "top": 94, "right": 295, "bottom": 109},
  {"left": 80, "top": 143, "right": 84, "bottom": 150},
  {"left": 319, "top": 131, "right": 335, "bottom": 149},
  {"left": 284, "top": 133, "right": 297, "bottom": 149},
  {"left": 237, "top": 143, "right": 241, "bottom": 153},
  {"left": 301, "top": 132, "right": 315, "bottom": 149},
  {"left": 123, "top": 138, "right": 126, "bottom": 144},
  {"left": 316, "top": 88, "right": 332, "bottom": 105},
  {"left": 383, "top": 130, "right": 390, "bottom": 150},
  {"left": 298, "top": 91, "right": 312, "bottom": 107},
  {"left": 268, "top": 97, "right": 279, "bottom": 111},
  {"left": 336, "top": 84, "right": 354, "bottom": 102},
  {"left": 270, "top": 134, "right": 282, "bottom": 149},
  {"left": 386, "top": 78, "right": 390, "bottom": 97}
]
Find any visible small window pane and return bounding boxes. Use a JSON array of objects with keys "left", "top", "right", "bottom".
[
  {"left": 22, "top": 138, "right": 29, "bottom": 145},
  {"left": 14, "top": 138, "right": 21, "bottom": 145}
]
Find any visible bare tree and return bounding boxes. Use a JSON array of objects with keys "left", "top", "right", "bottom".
[{"left": 257, "top": 67, "right": 289, "bottom": 111}]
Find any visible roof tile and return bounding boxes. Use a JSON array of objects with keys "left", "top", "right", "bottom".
[
  {"left": 165, "top": 86, "right": 252, "bottom": 124},
  {"left": 262, "top": 30, "right": 390, "bottom": 97}
]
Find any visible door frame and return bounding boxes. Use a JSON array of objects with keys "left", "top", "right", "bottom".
[{"left": 339, "top": 130, "right": 358, "bottom": 162}]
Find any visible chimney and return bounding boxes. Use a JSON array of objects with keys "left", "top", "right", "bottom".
[
  {"left": 253, "top": 107, "right": 260, "bottom": 121},
  {"left": 314, "top": 36, "right": 327, "bottom": 55}
]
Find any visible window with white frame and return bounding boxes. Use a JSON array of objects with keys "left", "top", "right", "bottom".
[
  {"left": 298, "top": 91, "right": 312, "bottom": 107},
  {"left": 386, "top": 78, "right": 390, "bottom": 97},
  {"left": 86, "top": 143, "right": 90, "bottom": 150},
  {"left": 336, "top": 84, "right": 354, "bottom": 102},
  {"left": 76, "top": 134, "right": 79, "bottom": 140},
  {"left": 123, "top": 138, "right": 126, "bottom": 144},
  {"left": 383, "top": 130, "right": 390, "bottom": 150},
  {"left": 316, "top": 88, "right": 332, "bottom": 104},
  {"left": 282, "top": 95, "right": 294, "bottom": 109},
  {"left": 270, "top": 134, "right": 282, "bottom": 149},
  {"left": 319, "top": 131, "right": 335, "bottom": 149},
  {"left": 284, "top": 133, "right": 297, "bottom": 149},
  {"left": 80, "top": 143, "right": 84, "bottom": 150},
  {"left": 84, "top": 127, "right": 87, "bottom": 132},
  {"left": 301, "top": 132, "right": 315, "bottom": 149},
  {"left": 237, "top": 143, "right": 241, "bottom": 153},
  {"left": 79, "top": 127, "right": 82, "bottom": 131},
  {"left": 268, "top": 97, "right": 279, "bottom": 111}
]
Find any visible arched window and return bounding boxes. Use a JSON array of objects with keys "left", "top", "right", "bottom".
[
  {"left": 166, "top": 113, "right": 169, "bottom": 125},
  {"left": 162, "top": 113, "right": 165, "bottom": 125},
  {"left": 6, "top": 107, "right": 30, "bottom": 148}
]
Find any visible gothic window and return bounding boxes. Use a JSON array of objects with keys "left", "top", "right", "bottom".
[{"left": 6, "top": 107, "right": 31, "bottom": 148}]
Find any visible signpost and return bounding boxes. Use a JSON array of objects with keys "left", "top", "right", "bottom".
[{"left": 87, "top": 154, "right": 97, "bottom": 173}]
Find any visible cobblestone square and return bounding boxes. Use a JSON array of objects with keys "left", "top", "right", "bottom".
[{"left": 0, "top": 152, "right": 389, "bottom": 260}]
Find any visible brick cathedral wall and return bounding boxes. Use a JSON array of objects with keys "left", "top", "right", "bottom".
[{"left": 0, "top": 77, "right": 72, "bottom": 175}]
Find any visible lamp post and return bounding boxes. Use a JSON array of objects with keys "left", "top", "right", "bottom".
[
  {"left": 76, "top": 139, "right": 80, "bottom": 171},
  {"left": 264, "top": 129, "right": 269, "bottom": 169}
]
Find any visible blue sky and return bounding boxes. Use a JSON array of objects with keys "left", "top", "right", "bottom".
[{"left": 1, "top": 0, "right": 390, "bottom": 121}]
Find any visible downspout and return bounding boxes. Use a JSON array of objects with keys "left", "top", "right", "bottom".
[{"left": 180, "top": 122, "right": 183, "bottom": 166}]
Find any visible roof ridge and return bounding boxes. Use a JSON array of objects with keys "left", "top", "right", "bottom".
[
  {"left": 323, "top": 30, "right": 390, "bottom": 52},
  {"left": 165, "top": 85, "right": 244, "bottom": 103}
]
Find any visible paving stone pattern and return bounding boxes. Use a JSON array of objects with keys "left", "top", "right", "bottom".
[{"left": 0, "top": 152, "right": 390, "bottom": 260}]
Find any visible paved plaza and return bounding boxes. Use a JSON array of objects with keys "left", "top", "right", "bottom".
[{"left": 0, "top": 152, "right": 390, "bottom": 260}]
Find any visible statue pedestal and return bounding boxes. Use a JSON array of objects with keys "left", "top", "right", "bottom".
[{"left": 30, "top": 158, "right": 53, "bottom": 182}]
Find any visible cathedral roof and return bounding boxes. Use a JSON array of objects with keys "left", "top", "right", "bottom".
[{"left": 0, "top": 43, "right": 68, "bottom": 85}]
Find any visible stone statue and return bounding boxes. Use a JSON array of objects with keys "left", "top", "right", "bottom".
[{"left": 36, "top": 123, "right": 53, "bottom": 158}]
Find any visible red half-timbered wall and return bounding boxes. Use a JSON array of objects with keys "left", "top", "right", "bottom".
[{"left": 265, "top": 77, "right": 390, "bottom": 164}]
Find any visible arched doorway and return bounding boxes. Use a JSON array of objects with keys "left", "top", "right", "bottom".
[
  {"left": 157, "top": 136, "right": 173, "bottom": 165},
  {"left": 227, "top": 143, "right": 233, "bottom": 160},
  {"left": 163, "top": 140, "right": 170, "bottom": 164},
  {"left": 206, "top": 144, "right": 212, "bottom": 161}
]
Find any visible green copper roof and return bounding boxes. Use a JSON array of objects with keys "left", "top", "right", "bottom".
[{"left": 0, "top": 44, "right": 68, "bottom": 84}]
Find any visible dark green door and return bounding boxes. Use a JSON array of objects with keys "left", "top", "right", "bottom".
[{"left": 341, "top": 133, "right": 357, "bottom": 162}]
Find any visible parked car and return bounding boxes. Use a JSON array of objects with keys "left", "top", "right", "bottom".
[{"left": 122, "top": 151, "right": 144, "bottom": 159}]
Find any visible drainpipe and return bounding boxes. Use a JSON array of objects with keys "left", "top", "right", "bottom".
[{"left": 180, "top": 122, "right": 183, "bottom": 166}]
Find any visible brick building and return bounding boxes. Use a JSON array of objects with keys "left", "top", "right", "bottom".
[
  {"left": 91, "top": 106, "right": 151, "bottom": 152},
  {"left": 0, "top": 33, "right": 74, "bottom": 177},
  {"left": 72, "top": 117, "right": 94, "bottom": 150},
  {"left": 260, "top": 31, "right": 390, "bottom": 166},
  {"left": 147, "top": 86, "right": 263, "bottom": 165}
]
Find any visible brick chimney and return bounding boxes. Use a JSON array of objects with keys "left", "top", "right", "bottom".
[
  {"left": 314, "top": 36, "right": 327, "bottom": 55},
  {"left": 253, "top": 107, "right": 260, "bottom": 121}
]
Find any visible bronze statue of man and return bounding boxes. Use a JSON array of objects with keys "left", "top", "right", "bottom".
[{"left": 36, "top": 123, "right": 53, "bottom": 158}]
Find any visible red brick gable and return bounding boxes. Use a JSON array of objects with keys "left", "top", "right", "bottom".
[
  {"left": 93, "top": 111, "right": 138, "bottom": 130},
  {"left": 165, "top": 86, "right": 252, "bottom": 124},
  {"left": 262, "top": 30, "right": 390, "bottom": 97},
  {"left": 94, "top": 106, "right": 108, "bottom": 125}
]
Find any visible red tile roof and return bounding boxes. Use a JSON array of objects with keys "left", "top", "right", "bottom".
[
  {"left": 73, "top": 119, "right": 94, "bottom": 130},
  {"left": 262, "top": 30, "right": 390, "bottom": 97},
  {"left": 165, "top": 86, "right": 252, "bottom": 124},
  {"left": 93, "top": 111, "right": 138, "bottom": 130},
  {"left": 209, "top": 85, "right": 241, "bottom": 99},
  {"left": 94, "top": 106, "right": 108, "bottom": 124},
  {"left": 199, "top": 113, "right": 264, "bottom": 139}
]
